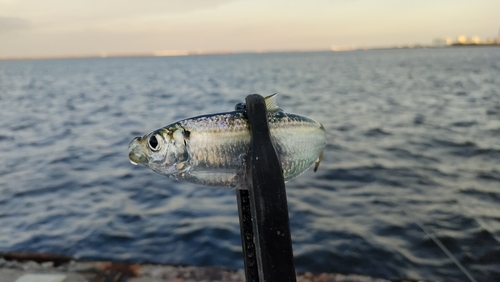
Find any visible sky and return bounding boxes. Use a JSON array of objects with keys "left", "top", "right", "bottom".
[{"left": 0, "top": 0, "right": 499, "bottom": 58}]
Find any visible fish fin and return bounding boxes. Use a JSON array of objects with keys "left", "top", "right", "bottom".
[
  {"left": 314, "top": 151, "right": 324, "bottom": 172},
  {"left": 264, "top": 93, "right": 282, "bottom": 112}
]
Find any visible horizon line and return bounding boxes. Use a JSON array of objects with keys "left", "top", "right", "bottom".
[
  {"left": 0, "top": 48, "right": 328, "bottom": 61},
  {"left": 1, "top": 43, "right": 498, "bottom": 61}
]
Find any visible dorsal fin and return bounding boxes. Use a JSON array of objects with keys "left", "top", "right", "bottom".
[{"left": 264, "top": 93, "right": 282, "bottom": 112}]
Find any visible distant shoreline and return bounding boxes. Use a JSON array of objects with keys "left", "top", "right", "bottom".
[
  {"left": 451, "top": 43, "right": 500, "bottom": 47},
  {"left": 1, "top": 44, "right": 499, "bottom": 61}
]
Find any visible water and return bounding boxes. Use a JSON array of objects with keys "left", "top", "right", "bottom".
[{"left": 1, "top": 47, "right": 499, "bottom": 281}]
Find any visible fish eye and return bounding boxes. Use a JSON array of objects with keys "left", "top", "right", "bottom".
[{"left": 148, "top": 134, "right": 161, "bottom": 151}]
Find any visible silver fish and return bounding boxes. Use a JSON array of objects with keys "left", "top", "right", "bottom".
[{"left": 128, "top": 94, "right": 325, "bottom": 189}]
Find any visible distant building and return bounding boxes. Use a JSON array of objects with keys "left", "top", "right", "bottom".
[
  {"left": 485, "top": 38, "right": 497, "bottom": 44},
  {"left": 433, "top": 37, "right": 452, "bottom": 46},
  {"left": 471, "top": 36, "right": 481, "bottom": 44}
]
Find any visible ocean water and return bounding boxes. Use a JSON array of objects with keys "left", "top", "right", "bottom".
[{"left": 0, "top": 47, "right": 499, "bottom": 281}]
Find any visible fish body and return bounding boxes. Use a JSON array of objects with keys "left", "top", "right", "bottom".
[{"left": 128, "top": 94, "right": 325, "bottom": 189}]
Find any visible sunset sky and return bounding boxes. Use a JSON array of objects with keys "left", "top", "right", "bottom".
[{"left": 1, "top": 0, "right": 499, "bottom": 58}]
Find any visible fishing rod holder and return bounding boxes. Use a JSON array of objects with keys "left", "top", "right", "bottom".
[{"left": 236, "top": 94, "right": 297, "bottom": 282}]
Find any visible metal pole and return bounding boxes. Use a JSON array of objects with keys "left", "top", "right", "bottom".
[
  {"left": 236, "top": 94, "right": 297, "bottom": 282},
  {"left": 236, "top": 189, "right": 259, "bottom": 282}
]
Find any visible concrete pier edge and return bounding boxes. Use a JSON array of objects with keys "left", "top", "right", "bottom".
[{"left": 0, "top": 252, "right": 427, "bottom": 282}]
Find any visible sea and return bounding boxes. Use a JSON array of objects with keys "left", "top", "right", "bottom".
[{"left": 0, "top": 47, "right": 499, "bottom": 281}]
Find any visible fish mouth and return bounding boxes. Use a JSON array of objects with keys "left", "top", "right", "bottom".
[{"left": 128, "top": 137, "right": 148, "bottom": 165}]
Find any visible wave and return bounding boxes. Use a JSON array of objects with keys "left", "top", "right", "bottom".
[
  {"left": 318, "top": 164, "right": 439, "bottom": 187},
  {"left": 385, "top": 147, "right": 440, "bottom": 164},
  {"left": 450, "top": 121, "right": 477, "bottom": 127},
  {"left": 363, "top": 128, "right": 391, "bottom": 137},
  {"left": 431, "top": 138, "right": 500, "bottom": 158},
  {"left": 0, "top": 134, "right": 14, "bottom": 141},
  {"left": 459, "top": 187, "right": 500, "bottom": 202},
  {"left": 476, "top": 170, "right": 500, "bottom": 181}
]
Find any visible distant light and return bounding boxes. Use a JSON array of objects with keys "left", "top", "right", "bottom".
[{"left": 456, "top": 35, "right": 468, "bottom": 44}]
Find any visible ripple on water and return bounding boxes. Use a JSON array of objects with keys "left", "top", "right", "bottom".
[{"left": 0, "top": 49, "right": 499, "bottom": 281}]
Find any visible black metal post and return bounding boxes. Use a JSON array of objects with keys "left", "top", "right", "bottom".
[
  {"left": 236, "top": 94, "right": 297, "bottom": 282},
  {"left": 236, "top": 189, "right": 259, "bottom": 282}
]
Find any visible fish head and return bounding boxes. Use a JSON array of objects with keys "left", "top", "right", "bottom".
[{"left": 128, "top": 125, "right": 190, "bottom": 176}]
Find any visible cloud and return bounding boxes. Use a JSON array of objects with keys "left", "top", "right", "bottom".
[{"left": 0, "top": 16, "right": 31, "bottom": 33}]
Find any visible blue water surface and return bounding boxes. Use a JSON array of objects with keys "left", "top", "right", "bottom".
[{"left": 0, "top": 47, "right": 499, "bottom": 281}]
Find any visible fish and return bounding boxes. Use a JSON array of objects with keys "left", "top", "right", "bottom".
[{"left": 128, "top": 94, "right": 326, "bottom": 189}]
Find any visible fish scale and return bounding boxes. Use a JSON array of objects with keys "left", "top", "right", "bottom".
[{"left": 128, "top": 94, "right": 326, "bottom": 189}]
